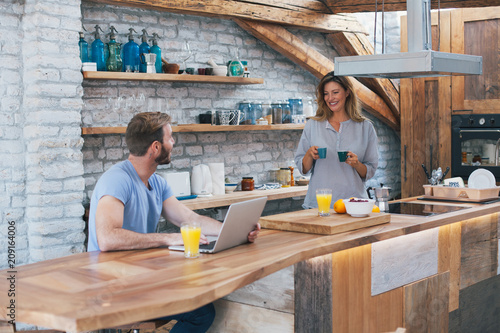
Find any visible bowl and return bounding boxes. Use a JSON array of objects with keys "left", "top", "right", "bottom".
[
  {"left": 343, "top": 198, "right": 376, "bottom": 217},
  {"left": 225, "top": 183, "right": 238, "bottom": 193},
  {"left": 213, "top": 66, "right": 227, "bottom": 76}
]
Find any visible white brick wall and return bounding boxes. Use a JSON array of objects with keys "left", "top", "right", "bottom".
[{"left": 0, "top": 0, "right": 402, "bottom": 271}]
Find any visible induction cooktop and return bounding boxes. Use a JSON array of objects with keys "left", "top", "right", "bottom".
[{"left": 388, "top": 202, "right": 470, "bottom": 217}]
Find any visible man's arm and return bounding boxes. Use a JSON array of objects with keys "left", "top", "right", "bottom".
[
  {"left": 161, "top": 196, "right": 261, "bottom": 243},
  {"left": 95, "top": 195, "right": 183, "bottom": 251}
]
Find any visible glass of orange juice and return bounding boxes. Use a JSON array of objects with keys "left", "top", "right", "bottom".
[
  {"left": 316, "top": 188, "right": 332, "bottom": 216},
  {"left": 180, "top": 221, "right": 201, "bottom": 258}
]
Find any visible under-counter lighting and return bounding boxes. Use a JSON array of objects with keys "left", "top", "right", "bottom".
[{"left": 334, "top": 0, "right": 483, "bottom": 78}]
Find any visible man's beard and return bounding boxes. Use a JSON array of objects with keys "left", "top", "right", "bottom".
[{"left": 155, "top": 145, "right": 171, "bottom": 165}]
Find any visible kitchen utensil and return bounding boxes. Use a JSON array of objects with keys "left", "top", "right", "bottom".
[
  {"left": 372, "top": 184, "right": 391, "bottom": 212},
  {"left": 344, "top": 198, "right": 376, "bottom": 217},
  {"left": 421, "top": 164, "right": 431, "bottom": 183},
  {"left": 439, "top": 166, "right": 450, "bottom": 183},
  {"left": 140, "top": 53, "right": 156, "bottom": 73},
  {"left": 191, "top": 164, "right": 213, "bottom": 196}
]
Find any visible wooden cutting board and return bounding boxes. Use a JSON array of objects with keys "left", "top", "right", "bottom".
[{"left": 260, "top": 209, "right": 391, "bottom": 235}]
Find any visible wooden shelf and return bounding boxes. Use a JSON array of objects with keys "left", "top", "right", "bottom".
[
  {"left": 81, "top": 123, "right": 305, "bottom": 135},
  {"left": 82, "top": 71, "right": 264, "bottom": 85},
  {"left": 182, "top": 186, "right": 308, "bottom": 210}
]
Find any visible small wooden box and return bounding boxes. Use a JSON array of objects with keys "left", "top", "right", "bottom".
[{"left": 423, "top": 185, "right": 500, "bottom": 201}]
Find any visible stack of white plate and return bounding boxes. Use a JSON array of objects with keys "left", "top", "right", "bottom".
[{"left": 468, "top": 168, "right": 496, "bottom": 189}]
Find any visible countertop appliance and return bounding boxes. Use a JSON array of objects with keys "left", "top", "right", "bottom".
[
  {"left": 388, "top": 202, "right": 470, "bottom": 216},
  {"left": 451, "top": 114, "right": 500, "bottom": 181},
  {"left": 163, "top": 171, "right": 191, "bottom": 197},
  {"left": 191, "top": 164, "right": 213, "bottom": 197}
]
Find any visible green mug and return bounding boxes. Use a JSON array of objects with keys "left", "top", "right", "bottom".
[{"left": 338, "top": 151, "right": 349, "bottom": 162}]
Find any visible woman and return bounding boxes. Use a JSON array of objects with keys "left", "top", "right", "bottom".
[{"left": 294, "top": 72, "right": 379, "bottom": 208}]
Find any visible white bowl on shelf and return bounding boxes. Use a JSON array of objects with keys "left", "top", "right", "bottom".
[
  {"left": 344, "top": 198, "right": 375, "bottom": 217},
  {"left": 212, "top": 66, "right": 227, "bottom": 76},
  {"left": 225, "top": 183, "right": 238, "bottom": 193}
]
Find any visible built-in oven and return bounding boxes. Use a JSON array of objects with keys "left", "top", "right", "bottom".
[{"left": 451, "top": 114, "right": 500, "bottom": 181}]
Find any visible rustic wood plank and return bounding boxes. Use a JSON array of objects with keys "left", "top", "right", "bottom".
[
  {"left": 371, "top": 228, "right": 439, "bottom": 296},
  {"left": 295, "top": 254, "right": 332, "bottom": 333},
  {"left": 460, "top": 213, "right": 499, "bottom": 289},
  {"left": 327, "top": 32, "right": 401, "bottom": 121},
  {"left": 96, "top": 0, "right": 367, "bottom": 34},
  {"left": 208, "top": 299, "right": 294, "bottom": 332},
  {"left": 403, "top": 272, "right": 450, "bottom": 332},
  {"left": 438, "top": 222, "right": 462, "bottom": 312},
  {"left": 234, "top": 19, "right": 400, "bottom": 131},
  {"left": 332, "top": 244, "right": 403, "bottom": 332},
  {"left": 321, "top": 0, "right": 500, "bottom": 14}
]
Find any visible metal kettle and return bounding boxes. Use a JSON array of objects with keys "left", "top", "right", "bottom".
[{"left": 367, "top": 184, "right": 391, "bottom": 212}]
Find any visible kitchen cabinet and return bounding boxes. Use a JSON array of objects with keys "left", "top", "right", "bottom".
[{"left": 400, "top": 7, "right": 500, "bottom": 198}]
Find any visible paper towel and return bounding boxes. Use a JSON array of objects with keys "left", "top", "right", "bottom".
[{"left": 208, "top": 163, "right": 225, "bottom": 195}]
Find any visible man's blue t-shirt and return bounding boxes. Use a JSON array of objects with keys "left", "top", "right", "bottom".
[{"left": 87, "top": 160, "right": 174, "bottom": 252}]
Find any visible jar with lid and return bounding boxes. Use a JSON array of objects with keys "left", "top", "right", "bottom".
[
  {"left": 282, "top": 100, "right": 292, "bottom": 123},
  {"left": 241, "top": 177, "right": 254, "bottom": 191},
  {"left": 262, "top": 101, "right": 272, "bottom": 124},
  {"left": 271, "top": 101, "right": 283, "bottom": 124},
  {"left": 303, "top": 96, "right": 314, "bottom": 118},
  {"left": 250, "top": 102, "right": 263, "bottom": 122},
  {"left": 238, "top": 100, "right": 252, "bottom": 125},
  {"left": 278, "top": 168, "right": 291, "bottom": 187}
]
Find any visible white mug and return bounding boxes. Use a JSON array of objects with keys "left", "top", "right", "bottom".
[{"left": 219, "top": 110, "right": 235, "bottom": 125}]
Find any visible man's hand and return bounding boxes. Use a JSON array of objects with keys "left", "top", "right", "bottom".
[{"left": 247, "top": 223, "right": 261, "bottom": 243}]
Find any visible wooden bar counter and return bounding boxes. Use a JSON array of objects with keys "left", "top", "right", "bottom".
[{"left": 1, "top": 199, "right": 499, "bottom": 332}]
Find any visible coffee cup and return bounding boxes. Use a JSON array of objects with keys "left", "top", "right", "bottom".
[
  {"left": 219, "top": 110, "right": 235, "bottom": 125},
  {"left": 338, "top": 151, "right": 349, "bottom": 162},
  {"left": 317, "top": 147, "right": 327, "bottom": 159}
]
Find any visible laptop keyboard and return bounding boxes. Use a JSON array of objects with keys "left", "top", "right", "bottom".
[{"left": 199, "top": 240, "right": 216, "bottom": 250}]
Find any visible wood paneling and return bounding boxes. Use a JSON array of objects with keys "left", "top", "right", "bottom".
[
  {"left": 460, "top": 213, "right": 499, "bottom": 289},
  {"left": 403, "top": 272, "right": 450, "bottom": 332},
  {"left": 438, "top": 222, "right": 462, "bottom": 311},
  {"left": 294, "top": 255, "right": 332, "bottom": 333}
]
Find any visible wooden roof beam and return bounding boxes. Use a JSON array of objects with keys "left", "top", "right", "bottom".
[
  {"left": 96, "top": 0, "right": 367, "bottom": 34},
  {"left": 234, "top": 19, "right": 400, "bottom": 131},
  {"left": 321, "top": 0, "right": 500, "bottom": 14}
]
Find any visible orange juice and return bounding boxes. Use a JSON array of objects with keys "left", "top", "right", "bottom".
[
  {"left": 316, "top": 188, "right": 332, "bottom": 216},
  {"left": 181, "top": 224, "right": 201, "bottom": 258}
]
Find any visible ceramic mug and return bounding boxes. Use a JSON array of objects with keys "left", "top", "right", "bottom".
[
  {"left": 229, "top": 110, "right": 241, "bottom": 125},
  {"left": 219, "top": 110, "right": 235, "bottom": 125}
]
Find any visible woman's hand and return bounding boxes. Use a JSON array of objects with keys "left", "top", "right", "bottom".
[
  {"left": 346, "top": 151, "right": 367, "bottom": 178},
  {"left": 302, "top": 146, "right": 319, "bottom": 174}
]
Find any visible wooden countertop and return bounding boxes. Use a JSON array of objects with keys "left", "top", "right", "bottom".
[
  {"left": 1, "top": 199, "right": 499, "bottom": 332},
  {"left": 182, "top": 186, "right": 308, "bottom": 210}
]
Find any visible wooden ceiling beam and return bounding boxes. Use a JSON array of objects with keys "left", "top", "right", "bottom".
[
  {"left": 327, "top": 32, "right": 401, "bottom": 122},
  {"left": 321, "top": 0, "right": 500, "bottom": 14},
  {"left": 96, "top": 0, "right": 367, "bottom": 34},
  {"left": 234, "top": 19, "right": 400, "bottom": 131}
]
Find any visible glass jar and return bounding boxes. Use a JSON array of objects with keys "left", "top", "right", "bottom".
[
  {"left": 271, "top": 101, "right": 282, "bottom": 124},
  {"left": 238, "top": 100, "right": 252, "bottom": 125},
  {"left": 250, "top": 102, "right": 263, "bottom": 121},
  {"left": 282, "top": 100, "right": 292, "bottom": 123},
  {"left": 262, "top": 101, "right": 272, "bottom": 125},
  {"left": 278, "top": 168, "right": 291, "bottom": 187},
  {"left": 241, "top": 177, "right": 254, "bottom": 191}
]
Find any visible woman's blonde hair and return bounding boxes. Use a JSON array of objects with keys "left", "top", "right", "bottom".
[{"left": 311, "top": 72, "right": 365, "bottom": 122}]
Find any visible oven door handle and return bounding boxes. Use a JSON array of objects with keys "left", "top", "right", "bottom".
[{"left": 459, "top": 129, "right": 500, "bottom": 138}]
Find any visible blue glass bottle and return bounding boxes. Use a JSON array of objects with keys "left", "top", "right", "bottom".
[
  {"left": 91, "top": 25, "right": 106, "bottom": 71},
  {"left": 139, "top": 29, "right": 150, "bottom": 73},
  {"left": 149, "top": 33, "right": 162, "bottom": 74},
  {"left": 122, "top": 28, "right": 140, "bottom": 72},
  {"left": 78, "top": 31, "right": 89, "bottom": 63}
]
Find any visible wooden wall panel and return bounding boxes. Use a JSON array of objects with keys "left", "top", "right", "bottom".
[
  {"left": 294, "top": 254, "right": 332, "bottom": 333},
  {"left": 460, "top": 213, "right": 499, "bottom": 289},
  {"left": 371, "top": 229, "right": 439, "bottom": 296},
  {"left": 403, "top": 272, "right": 450, "bottom": 332},
  {"left": 332, "top": 245, "right": 403, "bottom": 333},
  {"left": 438, "top": 222, "right": 462, "bottom": 312}
]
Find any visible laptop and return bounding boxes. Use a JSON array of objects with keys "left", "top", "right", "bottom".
[{"left": 169, "top": 196, "right": 267, "bottom": 254}]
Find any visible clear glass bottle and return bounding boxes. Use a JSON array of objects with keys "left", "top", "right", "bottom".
[
  {"left": 282, "top": 100, "right": 291, "bottom": 123},
  {"left": 229, "top": 48, "right": 244, "bottom": 77},
  {"left": 106, "top": 26, "right": 122, "bottom": 72}
]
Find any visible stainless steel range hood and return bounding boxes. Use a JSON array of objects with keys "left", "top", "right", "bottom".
[{"left": 334, "top": 0, "right": 483, "bottom": 78}]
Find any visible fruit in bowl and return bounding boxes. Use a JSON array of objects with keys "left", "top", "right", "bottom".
[
  {"left": 225, "top": 183, "right": 238, "bottom": 193},
  {"left": 343, "top": 198, "right": 376, "bottom": 217}
]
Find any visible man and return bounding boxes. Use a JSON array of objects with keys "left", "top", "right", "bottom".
[{"left": 87, "top": 112, "right": 261, "bottom": 332}]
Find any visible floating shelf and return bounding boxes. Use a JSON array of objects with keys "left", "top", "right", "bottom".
[
  {"left": 82, "top": 71, "right": 264, "bottom": 85},
  {"left": 81, "top": 124, "right": 305, "bottom": 135}
]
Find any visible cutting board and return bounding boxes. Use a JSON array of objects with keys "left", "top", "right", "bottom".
[{"left": 260, "top": 209, "right": 391, "bottom": 235}]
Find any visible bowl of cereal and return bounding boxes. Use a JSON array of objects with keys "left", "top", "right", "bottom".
[{"left": 343, "top": 198, "right": 376, "bottom": 217}]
